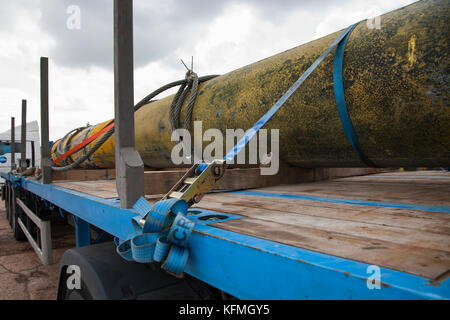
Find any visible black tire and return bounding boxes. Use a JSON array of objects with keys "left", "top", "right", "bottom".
[
  {"left": 61, "top": 279, "right": 93, "bottom": 300},
  {"left": 57, "top": 242, "right": 216, "bottom": 300}
]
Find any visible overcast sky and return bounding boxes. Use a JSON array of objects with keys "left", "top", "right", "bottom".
[{"left": 0, "top": 0, "right": 416, "bottom": 141}]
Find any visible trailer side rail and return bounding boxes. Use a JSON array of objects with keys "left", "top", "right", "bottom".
[{"left": 15, "top": 197, "right": 53, "bottom": 265}]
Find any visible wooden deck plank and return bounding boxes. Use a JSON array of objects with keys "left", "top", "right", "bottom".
[
  {"left": 51, "top": 167, "right": 380, "bottom": 195},
  {"left": 214, "top": 218, "right": 450, "bottom": 280},
  {"left": 52, "top": 180, "right": 119, "bottom": 199},
  {"left": 194, "top": 171, "right": 450, "bottom": 280},
  {"left": 195, "top": 198, "right": 450, "bottom": 252},
  {"left": 258, "top": 176, "right": 450, "bottom": 205},
  {"left": 197, "top": 194, "right": 450, "bottom": 234}
]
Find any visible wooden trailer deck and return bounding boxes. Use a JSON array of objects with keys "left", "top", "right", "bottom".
[{"left": 52, "top": 170, "right": 450, "bottom": 281}]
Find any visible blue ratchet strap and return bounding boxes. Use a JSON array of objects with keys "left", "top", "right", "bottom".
[
  {"left": 167, "top": 213, "right": 195, "bottom": 248},
  {"left": 142, "top": 198, "right": 187, "bottom": 233},
  {"left": 333, "top": 21, "right": 377, "bottom": 167},
  {"left": 162, "top": 245, "right": 190, "bottom": 276},
  {"left": 196, "top": 22, "right": 364, "bottom": 174},
  {"left": 131, "top": 196, "right": 152, "bottom": 230},
  {"left": 154, "top": 236, "right": 171, "bottom": 262},
  {"left": 116, "top": 196, "right": 195, "bottom": 277},
  {"left": 131, "top": 232, "right": 160, "bottom": 263},
  {"left": 163, "top": 214, "right": 194, "bottom": 275}
]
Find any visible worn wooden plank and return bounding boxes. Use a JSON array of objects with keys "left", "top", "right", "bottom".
[
  {"left": 51, "top": 166, "right": 379, "bottom": 195},
  {"left": 197, "top": 194, "right": 450, "bottom": 234},
  {"left": 52, "top": 180, "right": 118, "bottom": 198},
  {"left": 143, "top": 170, "right": 186, "bottom": 195},
  {"left": 195, "top": 199, "right": 450, "bottom": 251},
  {"left": 52, "top": 169, "right": 117, "bottom": 181},
  {"left": 214, "top": 217, "right": 450, "bottom": 280},
  {"left": 142, "top": 167, "right": 281, "bottom": 195},
  {"left": 143, "top": 166, "right": 380, "bottom": 195},
  {"left": 193, "top": 171, "right": 450, "bottom": 280},
  {"left": 258, "top": 177, "right": 450, "bottom": 205}
]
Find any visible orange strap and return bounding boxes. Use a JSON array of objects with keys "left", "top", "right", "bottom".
[{"left": 51, "top": 122, "right": 115, "bottom": 165}]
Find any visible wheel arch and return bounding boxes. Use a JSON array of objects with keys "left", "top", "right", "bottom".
[{"left": 57, "top": 241, "right": 215, "bottom": 300}]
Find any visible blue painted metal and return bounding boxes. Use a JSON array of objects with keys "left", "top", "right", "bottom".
[
  {"left": 2, "top": 173, "right": 449, "bottom": 299},
  {"left": 187, "top": 209, "right": 241, "bottom": 225},
  {"left": 15, "top": 176, "right": 138, "bottom": 240},
  {"left": 186, "top": 224, "right": 450, "bottom": 299},
  {"left": 73, "top": 216, "right": 91, "bottom": 248},
  {"left": 94, "top": 230, "right": 106, "bottom": 244},
  {"left": 232, "top": 190, "right": 450, "bottom": 214}
]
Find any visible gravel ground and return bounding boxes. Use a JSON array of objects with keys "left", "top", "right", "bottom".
[{"left": 0, "top": 200, "right": 75, "bottom": 299}]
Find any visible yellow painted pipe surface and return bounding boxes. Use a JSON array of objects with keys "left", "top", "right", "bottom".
[{"left": 52, "top": 0, "right": 450, "bottom": 169}]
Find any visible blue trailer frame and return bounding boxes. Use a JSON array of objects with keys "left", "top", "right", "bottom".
[{"left": 2, "top": 172, "right": 449, "bottom": 300}]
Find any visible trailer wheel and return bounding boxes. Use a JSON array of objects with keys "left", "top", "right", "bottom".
[
  {"left": 64, "top": 289, "right": 85, "bottom": 300},
  {"left": 57, "top": 241, "right": 216, "bottom": 300},
  {"left": 60, "top": 279, "right": 93, "bottom": 300}
]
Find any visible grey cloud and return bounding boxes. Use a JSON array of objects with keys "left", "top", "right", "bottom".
[
  {"left": 0, "top": 1, "right": 40, "bottom": 32},
  {"left": 39, "top": 0, "right": 114, "bottom": 69},
  {"left": 37, "top": 0, "right": 345, "bottom": 70},
  {"left": 39, "top": 0, "right": 228, "bottom": 69}
]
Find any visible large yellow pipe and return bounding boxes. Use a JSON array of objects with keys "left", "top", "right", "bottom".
[{"left": 52, "top": 0, "right": 449, "bottom": 169}]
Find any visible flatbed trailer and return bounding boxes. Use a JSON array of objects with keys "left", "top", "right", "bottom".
[
  {"left": 2, "top": 169, "right": 449, "bottom": 299},
  {"left": 2, "top": 0, "right": 449, "bottom": 301}
]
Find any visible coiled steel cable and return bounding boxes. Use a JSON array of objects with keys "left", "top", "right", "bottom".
[
  {"left": 53, "top": 127, "right": 86, "bottom": 161},
  {"left": 52, "top": 73, "right": 218, "bottom": 171}
]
